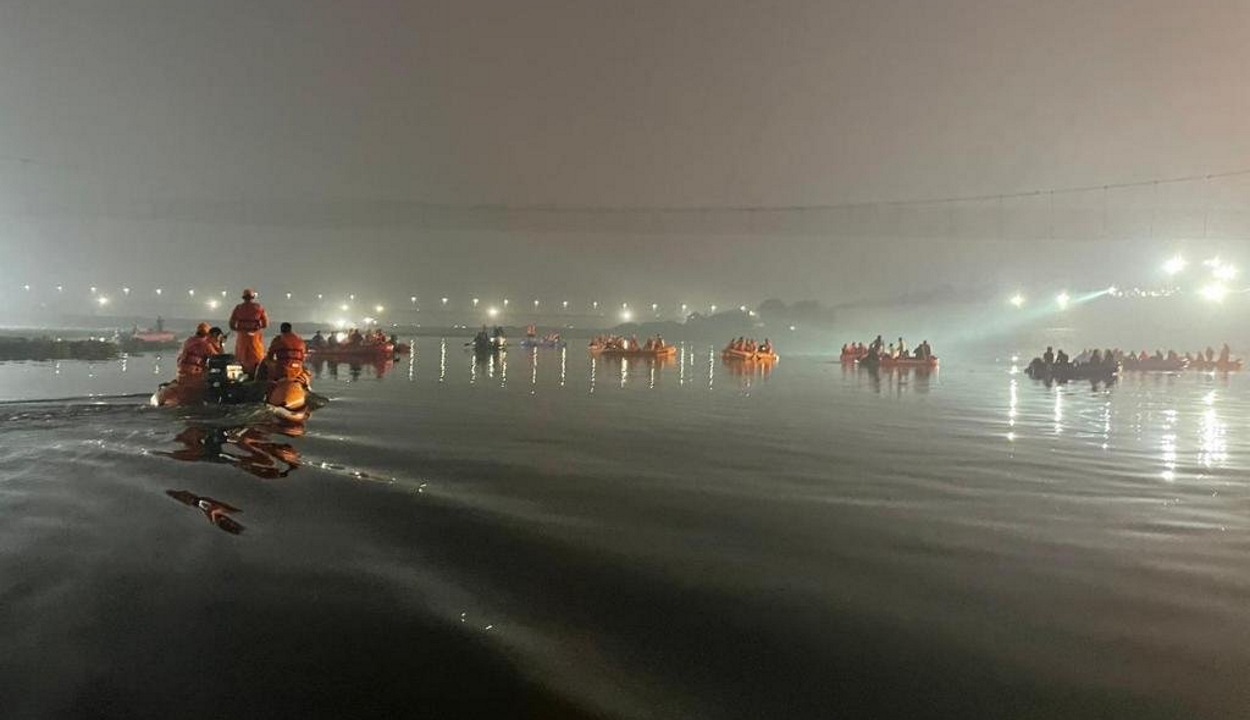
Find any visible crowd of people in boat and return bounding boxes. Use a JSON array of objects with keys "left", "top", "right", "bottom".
[
  {"left": 843, "top": 335, "right": 934, "bottom": 361},
  {"left": 726, "top": 337, "right": 774, "bottom": 355},
  {"left": 172, "top": 288, "right": 311, "bottom": 391},
  {"left": 589, "top": 334, "right": 670, "bottom": 351},
  {"left": 1028, "top": 344, "right": 1237, "bottom": 374},
  {"left": 308, "top": 327, "right": 395, "bottom": 350}
]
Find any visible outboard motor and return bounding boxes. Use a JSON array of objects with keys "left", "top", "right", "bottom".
[{"left": 205, "top": 354, "right": 248, "bottom": 404}]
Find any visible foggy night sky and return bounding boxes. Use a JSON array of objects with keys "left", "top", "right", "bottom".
[{"left": 1, "top": 0, "right": 1248, "bottom": 307}]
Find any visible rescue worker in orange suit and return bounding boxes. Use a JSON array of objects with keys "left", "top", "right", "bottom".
[
  {"left": 164, "top": 322, "right": 214, "bottom": 405},
  {"left": 176, "top": 322, "right": 215, "bottom": 382},
  {"left": 265, "top": 322, "right": 310, "bottom": 384},
  {"left": 207, "top": 326, "right": 227, "bottom": 355},
  {"left": 228, "top": 288, "right": 269, "bottom": 375}
]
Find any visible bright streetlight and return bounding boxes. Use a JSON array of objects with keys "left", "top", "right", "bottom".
[
  {"left": 1056, "top": 292, "right": 1070, "bottom": 309},
  {"left": 1010, "top": 294, "right": 1025, "bottom": 308}
]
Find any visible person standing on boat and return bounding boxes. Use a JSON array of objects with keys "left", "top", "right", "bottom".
[{"left": 229, "top": 288, "right": 269, "bottom": 375}]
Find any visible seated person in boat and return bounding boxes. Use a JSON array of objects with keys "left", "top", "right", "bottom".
[
  {"left": 207, "top": 326, "right": 227, "bottom": 355},
  {"left": 309, "top": 330, "right": 327, "bottom": 350},
  {"left": 1055, "top": 349, "right": 1070, "bottom": 366},
  {"left": 1043, "top": 346, "right": 1054, "bottom": 366}
]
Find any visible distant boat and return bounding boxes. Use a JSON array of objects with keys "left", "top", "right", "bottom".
[{"left": 132, "top": 329, "right": 176, "bottom": 343}]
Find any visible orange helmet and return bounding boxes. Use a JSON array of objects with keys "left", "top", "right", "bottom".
[
  {"left": 242, "top": 288, "right": 256, "bottom": 299},
  {"left": 196, "top": 322, "right": 211, "bottom": 335}
]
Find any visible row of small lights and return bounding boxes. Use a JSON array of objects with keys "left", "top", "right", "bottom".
[
  {"left": 1007, "top": 254, "right": 1240, "bottom": 309},
  {"left": 14, "top": 285, "right": 750, "bottom": 320}
]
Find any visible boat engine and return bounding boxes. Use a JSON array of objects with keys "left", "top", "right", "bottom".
[{"left": 205, "top": 354, "right": 249, "bottom": 404}]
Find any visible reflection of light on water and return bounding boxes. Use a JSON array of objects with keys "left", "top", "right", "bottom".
[
  {"left": 1199, "top": 391, "right": 1227, "bottom": 469},
  {"left": 1052, "top": 388, "right": 1063, "bottom": 434},
  {"left": 470, "top": 352, "right": 477, "bottom": 384},
  {"left": 559, "top": 347, "right": 566, "bottom": 387},
  {"left": 1006, "top": 431, "right": 1015, "bottom": 442},
  {"left": 679, "top": 346, "right": 685, "bottom": 386},
  {"left": 407, "top": 340, "right": 415, "bottom": 382},
  {"left": 619, "top": 358, "right": 627, "bottom": 388},
  {"left": 119, "top": 356, "right": 128, "bottom": 374},
  {"left": 707, "top": 347, "right": 715, "bottom": 391},
  {"left": 589, "top": 356, "right": 596, "bottom": 394},
  {"left": 530, "top": 347, "right": 538, "bottom": 389},
  {"left": 1160, "top": 408, "right": 1178, "bottom": 481},
  {"left": 500, "top": 353, "right": 507, "bottom": 387},
  {"left": 439, "top": 339, "right": 446, "bottom": 383},
  {"left": 649, "top": 362, "right": 656, "bottom": 389},
  {"left": 1008, "top": 378, "right": 1018, "bottom": 427}
]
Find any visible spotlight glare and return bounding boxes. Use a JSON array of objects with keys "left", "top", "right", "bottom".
[
  {"left": 1162, "top": 255, "right": 1187, "bottom": 276},
  {"left": 1009, "top": 294, "right": 1025, "bottom": 308},
  {"left": 1056, "top": 292, "right": 1070, "bottom": 309},
  {"left": 1200, "top": 282, "right": 1229, "bottom": 303}
]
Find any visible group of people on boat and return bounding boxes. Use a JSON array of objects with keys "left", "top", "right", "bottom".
[
  {"left": 1028, "top": 344, "right": 1238, "bottom": 375},
  {"left": 308, "top": 327, "right": 394, "bottom": 350},
  {"left": 165, "top": 288, "right": 312, "bottom": 411},
  {"left": 843, "top": 335, "right": 934, "bottom": 361},
  {"left": 473, "top": 325, "right": 507, "bottom": 352},
  {"left": 726, "top": 337, "right": 774, "bottom": 355},
  {"left": 589, "top": 334, "right": 670, "bottom": 351}
]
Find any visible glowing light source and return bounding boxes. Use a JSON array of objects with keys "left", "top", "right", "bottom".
[
  {"left": 56, "top": 285, "right": 63, "bottom": 293},
  {"left": 411, "top": 296, "right": 417, "bottom": 304},
  {"left": 375, "top": 304, "right": 385, "bottom": 313},
  {"left": 349, "top": 294, "right": 355, "bottom": 301},
  {"left": 1106, "top": 286, "right": 1119, "bottom": 296},
  {"left": 90, "top": 286, "right": 97, "bottom": 294},
  {"left": 562, "top": 300, "right": 568, "bottom": 309},
  {"left": 533, "top": 299, "right": 540, "bottom": 307},
  {"left": 1200, "top": 282, "right": 1229, "bottom": 302},
  {"left": 285, "top": 292, "right": 292, "bottom": 300},
  {"left": 1056, "top": 292, "right": 1070, "bottom": 309},
  {"left": 620, "top": 309, "right": 633, "bottom": 322},
  {"left": 1212, "top": 263, "right": 1238, "bottom": 281},
  {"left": 1162, "top": 255, "right": 1187, "bottom": 276},
  {"left": 1010, "top": 294, "right": 1025, "bottom": 308},
  {"left": 681, "top": 303, "right": 688, "bottom": 313},
  {"left": 97, "top": 296, "right": 110, "bottom": 306},
  {"left": 22, "top": 284, "right": 29, "bottom": 291},
  {"left": 188, "top": 289, "right": 195, "bottom": 297},
  {"left": 487, "top": 306, "right": 499, "bottom": 318},
  {"left": 710, "top": 304, "right": 717, "bottom": 313},
  {"left": 472, "top": 298, "right": 479, "bottom": 307},
  {"left": 592, "top": 301, "right": 599, "bottom": 309},
  {"left": 208, "top": 299, "right": 220, "bottom": 310},
  {"left": 155, "top": 288, "right": 162, "bottom": 296},
  {"left": 651, "top": 303, "right": 658, "bottom": 312},
  {"left": 503, "top": 298, "right": 509, "bottom": 307},
  {"left": 122, "top": 287, "right": 131, "bottom": 295},
  {"left": 340, "top": 303, "right": 350, "bottom": 311}
]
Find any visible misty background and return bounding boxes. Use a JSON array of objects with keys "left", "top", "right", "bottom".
[{"left": 0, "top": 0, "right": 1248, "bottom": 349}]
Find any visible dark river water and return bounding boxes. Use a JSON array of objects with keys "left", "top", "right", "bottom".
[{"left": 2, "top": 341, "right": 1248, "bottom": 719}]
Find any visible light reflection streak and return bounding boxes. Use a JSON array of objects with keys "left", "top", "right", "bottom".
[
  {"left": 1199, "top": 391, "right": 1227, "bottom": 469},
  {"left": 707, "top": 347, "right": 715, "bottom": 391},
  {"left": 589, "top": 356, "right": 596, "bottom": 394},
  {"left": 1160, "top": 408, "right": 1178, "bottom": 481},
  {"left": 530, "top": 347, "right": 538, "bottom": 391},
  {"left": 619, "top": 357, "right": 627, "bottom": 388},
  {"left": 649, "top": 362, "right": 656, "bottom": 389},
  {"left": 439, "top": 339, "right": 446, "bottom": 383},
  {"left": 1053, "top": 387, "right": 1063, "bottom": 435},
  {"left": 559, "top": 346, "right": 566, "bottom": 387},
  {"left": 407, "top": 339, "right": 415, "bottom": 382},
  {"left": 679, "top": 346, "right": 686, "bottom": 386},
  {"left": 470, "top": 351, "right": 477, "bottom": 384}
]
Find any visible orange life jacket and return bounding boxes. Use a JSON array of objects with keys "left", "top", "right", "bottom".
[
  {"left": 230, "top": 301, "right": 268, "bottom": 333},
  {"left": 269, "top": 332, "right": 307, "bottom": 365},
  {"left": 177, "top": 335, "right": 213, "bottom": 374}
]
